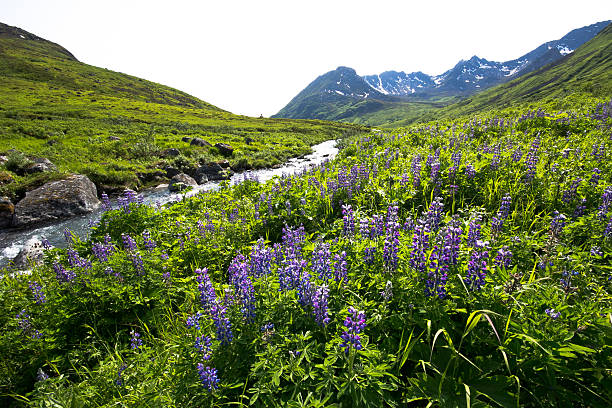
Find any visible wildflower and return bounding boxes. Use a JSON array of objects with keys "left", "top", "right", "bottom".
[
  {"left": 195, "top": 335, "right": 213, "bottom": 360},
  {"left": 115, "top": 364, "right": 127, "bottom": 386},
  {"left": 312, "top": 284, "right": 331, "bottom": 326},
  {"left": 363, "top": 246, "right": 376, "bottom": 265},
  {"left": 340, "top": 307, "right": 367, "bottom": 352},
  {"left": 196, "top": 364, "right": 219, "bottom": 391},
  {"left": 464, "top": 240, "right": 489, "bottom": 291},
  {"left": 383, "top": 205, "right": 400, "bottom": 274},
  {"left": 29, "top": 281, "right": 46, "bottom": 304},
  {"left": 550, "top": 211, "right": 567, "bottom": 239},
  {"left": 186, "top": 312, "right": 203, "bottom": 330},
  {"left": 142, "top": 230, "right": 156, "bottom": 251},
  {"left": 545, "top": 308, "right": 561, "bottom": 320},
  {"left": 491, "top": 194, "right": 512, "bottom": 233},
  {"left": 130, "top": 330, "right": 142, "bottom": 350},
  {"left": 381, "top": 280, "right": 393, "bottom": 302},
  {"left": 312, "top": 242, "right": 332, "bottom": 281},
  {"left": 195, "top": 268, "right": 216, "bottom": 310},
  {"left": 36, "top": 368, "right": 49, "bottom": 382},
  {"left": 333, "top": 251, "right": 348, "bottom": 283},
  {"left": 494, "top": 246, "right": 513, "bottom": 270},
  {"left": 210, "top": 302, "right": 233, "bottom": 345},
  {"left": 342, "top": 204, "right": 355, "bottom": 237}
]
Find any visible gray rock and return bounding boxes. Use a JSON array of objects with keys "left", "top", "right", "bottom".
[
  {"left": 108, "top": 136, "right": 120, "bottom": 141},
  {"left": 14, "top": 174, "right": 100, "bottom": 227},
  {"left": 12, "top": 237, "right": 46, "bottom": 270},
  {"left": 165, "top": 166, "right": 182, "bottom": 178},
  {"left": 215, "top": 143, "right": 234, "bottom": 156},
  {"left": 0, "top": 196, "right": 15, "bottom": 228},
  {"left": 244, "top": 137, "right": 254, "bottom": 145},
  {"left": 169, "top": 173, "right": 197, "bottom": 192},
  {"left": 160, "top": 148, "right": 181, "bottom": 158},
  {"left": 191, "top": 138, "right": 211, "bottom": 147},
  {"left": 181, "top": 136, "right": 192, "bottom": 143},
  {"left": 196, "top": 163, "right": 229, "bottom": 181},
  {"left": 24, "top": 158, "right": 57, "bottom": 174},
  {"left": 0, "top": 155, "right": 8, "bottom": 165}
]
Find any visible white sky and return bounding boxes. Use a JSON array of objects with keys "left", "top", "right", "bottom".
[{"left": 2, "top": 1, "right": 611, "bottom": 117}]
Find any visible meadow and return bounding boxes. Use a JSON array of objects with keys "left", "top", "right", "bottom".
[{"left": 1, "top": 96, "right": 611, "bottom": 407}]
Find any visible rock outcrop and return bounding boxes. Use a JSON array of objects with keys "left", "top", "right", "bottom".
[
  {"left": 0, "top": 196, "right": 15, "bottom": 228},
  {"left": 168, "top": 173, "right": 197, "bottom": 192},
  {"left": 215, "top": 143, "right": 234, "bottom": 156},
  {"left": 11, "top": 237, "right": 46, "bottom": 270},
  {"left": 24, "top": 158, "right": 57, "bottom": 174},
  {"left": 13, "top": 174, "right": 100, "bottom": 227},
  {"left": 191, "top": 138, "right": 211, "bottom": 147}
]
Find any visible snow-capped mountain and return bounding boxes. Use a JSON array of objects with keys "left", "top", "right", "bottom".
[
  {"left": 362, "top": 20, "right": 610, "bottom": 97},
  {"left": 273, "top": 20, "right": 610, "bottom": 121}
]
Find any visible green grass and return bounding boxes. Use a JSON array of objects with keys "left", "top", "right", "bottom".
[{"left": 0, "top": 31, "right": 366, "bottom": 201}]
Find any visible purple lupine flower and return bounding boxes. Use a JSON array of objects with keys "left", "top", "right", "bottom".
[
  {"left": 41, "top": 238, "right": 51, "bottom": 250},
  {"left": 545, "top": 308, "right": 561, "bottom": 320},
  {"left": 363, "top": 246, "right": 376, "bottom": 265},
  {"left": 411, "top": 155, "right": 422, "bottom": 189},
  {"left": 524, "top": 136, "right": 540, "bottom": 182},
  {"left": 92, "top": 241, "right": 114, "bottom": 262},
  {"left": 210, "top": 301, "right": 233, "bottom": 345},
  {"left": 598, "top": 187, "right": 612, "bottom": 220},
  {"left": 196, "top": 364, "right": 219, "bottom": 391},
  {"left": 333, "top": 251, "right": 348, "bottom": 283},
  {"left": 16, "top": 310, "right": 42, "bottom": 339},
  {"left": 464, "top": 240, "right": 489, "bottom": 291},
  {"left": 589, "top": 168, "right": 601, "bottom": 187},
  {"left": 312, "top": 242, "right": 332, "bottom": 281},
  {"left": 381, "top": 280, "right": 393, "bottom": 302},
  {"left": 121, "top": 234, "right": 137, "bottom": 252},
  {"left": 53, "top": 262, "right": 76, "bottom": 283},
  {"left": 465, "top": 163, "right": 476, "bottom": 179},
  {"left": 550, "top": 211, "right": 567, "bottom": 239},
  {"left": 195, "top": 268, "right": 216, "bottom": 310},
  {"left": 590, "top": 246, "right": 603, "bottom": 257},
  {"left": 494, "top": 246, "right": 513, "bottom": 270},
  {"left": 28, "top": 281, "right": 46, "bottom": 304},
  {"left": 511, "top": 147, "right": 523, "bottom": 162},
  {"left": 425, "top": 245, "right": 449, "bottom": 299},
  {"left": 466, "top": 220, "right": 482, "bottom": 247},
  {"left": 228, "top": 254, "right": 256, "bottom": 322},
  {"left": 63, "top": 228, "right": 74, "bottom": 245},
  {"left": 195, "top": 335, "right": 213, "bottom": 360},
  {"left": 342, "top": 204, "right": 355, "bottom": 237},
  {"left": 37, "top": 368, "right": 49, "bottom": 382},
  {"left": 560, "top": 270, "right": 578, "bottom": 293},
  {"left": 249, "top": 238, "right": 273, "bottom": 278},
  {"left": 410, "top": 218, "right": 430, "bottom": 274},
  {"left": 340, "top": 306, "right": 366, "bottom": 352},
  {"left": 130, "top": 330, "right": 142, "bottom": 350},
  {"left": 562, "top": 178, "right": 581, "bottom": 204},
  {"left": 142, "top": 230, "right": 156, "bottom": 251},
  {"left": 424, "top": 197, "right": 444, "bottom": 232},
  {"left": 605, "top": 216, "right": 612, "bottom": 239},
  {"left": 312, "top": 284, "right": 331, "bottom": 326},
  {"left": 101, "top": 193, "right": 112, "bottom": 211},
  {"left": 115, "top": 364, "right": 127, "bottom": 386},
  {"left": 186, "top": 311, "right": 203, "bottom": 330},
  {"left": 491, "top": 194, "right": 512, "bottom": 234},
  {"left": 573, "top": 198, "right": 587, "bottom": 218},
  {"left": 490, "top": 144, "right": 501, "bottom": 170},
  {"left": 130, "top": 251, "right": 145, "bottom": 275},
  {"left": 383, "top": 205, "right": 400, "bottom": 274}
]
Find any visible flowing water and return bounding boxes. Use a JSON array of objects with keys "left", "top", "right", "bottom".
[{"left": 0, "top": 140, "right": 338, "bottom": 268}]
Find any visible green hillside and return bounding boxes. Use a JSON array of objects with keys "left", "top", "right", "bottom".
[{"left": 0, "top": 23, "right": 365, "bottom": 201}]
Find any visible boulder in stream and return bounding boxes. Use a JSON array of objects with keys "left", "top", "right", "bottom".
[
  {"left": 13, "top": 174, "right": 100, "bottom": 227},
  {"left": 0, "top": 196, "right": 15, "bottom": 228},
  {"left": 169, "top": 173, "right": 197, "bottom": 192},
  {"left": 11, "top": 237, "right": 46, "bottom": 270}
]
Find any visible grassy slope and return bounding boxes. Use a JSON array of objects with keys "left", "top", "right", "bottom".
[{"left": 0, "top": 28, "right": 366, "bottom": 200}]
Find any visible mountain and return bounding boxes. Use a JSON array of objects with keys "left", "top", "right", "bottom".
[
  {"left": 420, "top": 21, "right": 612, "bottom": 122},
  {"left": 273, "top": 20, "right": 610, "bottom": 124},
  {"left": 0, "top": 22, "right": 364, "bottom": 201}
]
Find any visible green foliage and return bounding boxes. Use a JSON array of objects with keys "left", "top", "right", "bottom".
[{"left": 1, "top": 97, "right": 611, "bottom": 407}]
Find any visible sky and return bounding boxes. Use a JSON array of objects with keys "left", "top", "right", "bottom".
[{"left": 2, "top": 1, "right": 611, "bottom": 117}]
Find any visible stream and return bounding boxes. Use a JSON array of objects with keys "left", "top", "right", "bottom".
[{"left": 0, "top": 139, "right": 339, "bottom": 268}]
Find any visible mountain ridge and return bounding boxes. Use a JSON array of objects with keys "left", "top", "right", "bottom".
[{"left": 273, "top": 20, "right": 610, "bottom": 123}]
